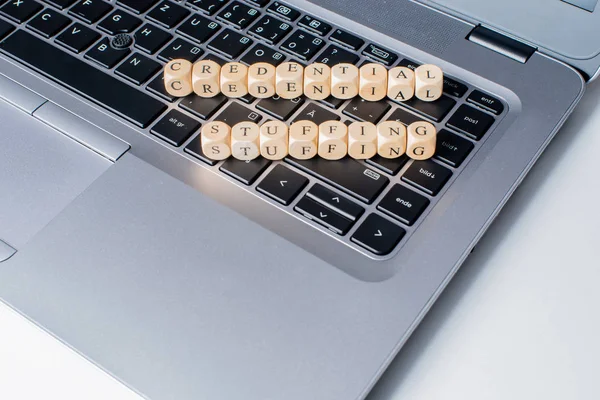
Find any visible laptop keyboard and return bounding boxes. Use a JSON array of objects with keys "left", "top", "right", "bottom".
[{"left": 0, "top": 0, "right": 504, "bottom": 258}]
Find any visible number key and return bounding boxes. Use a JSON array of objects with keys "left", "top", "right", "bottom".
[
  {"left": 217, "top": 1, "right": 259, "bottom": 29},
  {"left": 248, "top": 15, "right": 291, "bottom": 44},
  {"left": 189, "top": 0, "right": 227, "bottom": 15},
  {"left": 281, "top": 30, "right": 324, "bottom": 61}
]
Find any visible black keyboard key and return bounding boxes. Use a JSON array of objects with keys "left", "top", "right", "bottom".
[
  {"left": 117, "top": 0, "right": 158, "bottom": 14},
  {"left": 315, "top": 45, "right": 359, "bottom": 66},
  {"left": 177, "top": 14, "right": 220, "bottom": 44},
  {"left": 217, "top": 1, "right": 259, "bottom": 29},
  {"left": 351, "top": 214, "right": 405, "bottom": 255},
  {"left": 248, "top": 15, "right": 292, "bottom": 45},
  {"left": 298, "top": 15, "right": 331, "bottom": 36},
  {"left": 388, "top": 107, "right": 421, "bottom": 126},
  {"left": 402, "top": 160, "right": 452, "bottom": 196},
  {"left": 1, "top": 30, "right": 166, "bottom": 128},
  {"left": 343, "top": 98, "right": 391, "bottom": 123},
  {"left": 27, "top": 8, "right": 71, "bottom": 38},
  {"left": 158, "top": 38, "right": 203, "bottom": 62},
  {"left": 267, "top": 1, "right": 299, "bottom": 21},
  {"left": 378, "top": 184, "right": 429, "bottom": 226},
  {"left": 467, "top": 90, "right": 504, "bottom": 115},
  {"left": 146, "top": 1, "right": 189, "bottom": 28},
  {"left": 215, "top": 102, "right": 262, "bottom": 126},
  {"left": 329, "top": 29, "right": 364, "bottom": 51},
  {"left": 0, "top": 19, "right": 14, "bottom": 40},
  {"left": 257, "top": 96, "right": 304, "bottom": 121},
  {"left": 434, "top": 129, "right": 474, "bottom": 168},
  {"left": 134, "top": 23, "right": 171, "bottom": 54},
  {"left": 98, "top": 10, "right": 141, "bottom": 35},
  {"left": 189, "top": 0, "right": 226, "bottom": 15},
  {"left": 293, "top": 103, "right": 339, "bottom": 125},
  {"left": 319, "top": 96, "right": 344, "bottom": 110},
  {"left": 184, "top": 136, "right": 218, "bottom": 166},
  {"left": 150, "top": 109, "right": 200, "bottom": 147},
  {"left": 220, "top": 158, "right": 271, "bottom": 185},
  {"left": 208, "top": 28, "right": 252, "bottom": 59},
  {"left": 202, "top": 51, "right": 226, "bottom": 65},
  {"left": 68, "top": 0, "right": 111, "bottom": 24},
  {"left": 281, "top": 30, "right": 324, "bottom": 61},
  {"left": 115, "top": 53, "right": 160, "bottom": 85},
  {"left": 362, "top": 43, "right": 397, "bottom": 66},
  {"left": 285, "top": 157, "right": 389, "bottom": 204},
  {"left": 398, "top": 59, "right": 468, "bottom": 98},
  {"left": 365, "top": 154, "right": 409, "bottom": 176},
  {"left": 55, "top": 23, "right": 100, "bottom": 53},
  {"left": 306, "top": 184, "right": 364, "bottom": 221},
  {"left": 43, "top": 0, "right": 76, "bottom": 10},
  {"left": 401, "top": 95, "right": 456, "bottom": 122},
  {"left": 446, "top": 104, "right": 494, "bottom": 140},
  {"left": 146, "top": 72, "right": 176, "bottom": 102},
  {"left": 1, "top": 0, "right": 42, "bottom": 23},
  {"left": 85, "top": 37, "right": 130, "bottom": 68},
  {"left": 241, "top": 43, "right": 286, "bottom": 66},
  {"left": 179, "top": 94, "right": 227, "bottom": 119},
  {"left": 295, "top": 197, "right": 353, "bottom": 235},
  {"left": 257, "top": 165, "right": 308, "bottom": 205}
]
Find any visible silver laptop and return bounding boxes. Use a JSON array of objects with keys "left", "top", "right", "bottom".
[{"left": 0, "top": 0, "right": 594, "bottom": 399}]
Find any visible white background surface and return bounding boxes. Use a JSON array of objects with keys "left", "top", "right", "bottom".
[{"left": 1, "top": 82, "right": 600, "bottom": 399}]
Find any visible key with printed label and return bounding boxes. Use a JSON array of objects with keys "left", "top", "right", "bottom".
[
  {"left": 179, "top": 94, "right": 227, "bottom": 119},
  {"left": 330, "top": 29, "right": 364, "bottom": 51},
  {"left": 208, "top": 28, "right": 253, "bottom": 59},
  {"left": 267, "top": 2, "right": 300, "bottom": 21},
  {"left": 398, "top": 59, "right": 468, "bottom": 98},
  {"left": 257, "top": 165, "right": 308, "bottom": 205},
  {"left": 315, "top": 45, "right": 359, "bottom": 66},
  {"left": 55, "top": 23, "right": 100, "bottom": 53},
  {"left": 189, "top": 0, "right": 227, "bottom": 15},
  {"left": 366, "top": 154, "right": 410, "bottom": 176},
  {"left": 214, "top": 102, "right": 262, "bottom": 126},
  {"left": 293, "top": 103, "right": 339, "bottom": 125},
  {"left": 241, "top": 43, "right": 286, "bottom": 66},
  {"left": 467, "top": 90, "right": 504, "bottom": 115},
  {"left": 402, "top": 160, "right": 452, "bottom": 196},
  {"left": 147, "top": 1, "right": 190, "bottom": 28},
  {"left": 158, "top": 38, "right": 204, "bottom": 62},
  {"left": 115, "top": 53, "right": 161, "bottom": 85},
  {"left": 434, "top": 129, "right": 474, "bottom": 167},
  {"left": 257, "top": 96, "right": 304, "bottom": 121},
  {"left": 217, "top": 1, "right": 259, "bottom": 29},
  {"left": 362, "top": 43, "right": 397, "bottom": 66},
  {"left": 351, "top": 214, "right": 405, "bottom": 255},
  {"left": 306, "top": 184, "right": 364, "bottom": 221},
  {"left": 377, "top": 184, "right": 429, "bottom": 226},
  {"left": 177, "top": 14, "right": 221, "bottom": 44},
  {"left": 68, "top": 0, "right": 112, "bottom": 24},
  {"left": 295, "top": 197, "right": 354, "bottom": 235},
  {"left": 98, "top": 10, "right": 141, "bottom": 35},
  {"left": 1, "top": 0, "right": 43, "bottom": 23},
  {"left": 285, "top": 157, "right": 389, "bottom": 204},
  {"left": 85, "top": 38, "right": 130, "bottom": 68},
  {"left": 248, "top": 15, "right": 292, "bottom": 45},
  {"left": 150, "top": 109, "right": 200, "bottom": 147},
  {"left": 446, "top": 104, "right": 495, "bottom": 140},
  {"left": 298, "top": 15, "right": 332, "bottom": 36},
  {"left": 281, "top": 30, "right": 325, "bottom": 61},
  {"left": 27, "top": 9, "right": 72, "bottom": 38},
  {"left": 45, "top": 0, "right": 78, "bottom": 10},
  {"left": 343, "top": 98, "right": 391, "bottom": 124},
  {"left": 134, "top": 23, "right": 172, "bottom": 54}
]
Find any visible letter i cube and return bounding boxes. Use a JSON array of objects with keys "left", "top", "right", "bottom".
[{"left": 348, "top": 122, "right": 377, "bottom": 159}]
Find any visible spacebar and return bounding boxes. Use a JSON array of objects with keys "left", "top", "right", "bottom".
[{"left": 0, "top": 30, "right": 166, "bottom": 128}]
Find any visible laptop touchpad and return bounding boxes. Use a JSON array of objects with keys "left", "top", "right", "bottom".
[{"left": 0, "top": 101, "right": 112, "bottom": 250}]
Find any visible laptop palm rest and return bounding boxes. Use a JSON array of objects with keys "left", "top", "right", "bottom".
[
  {"left": 0, "top": 100, "right": 111, "bottom": 251},
  {"left": 0, "top": 153, "right": 404, "bottom": 400}
]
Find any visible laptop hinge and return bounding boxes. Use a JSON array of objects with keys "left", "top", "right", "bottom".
[{"left": 467, "top": 26, "right": 536, "bottom": 64}]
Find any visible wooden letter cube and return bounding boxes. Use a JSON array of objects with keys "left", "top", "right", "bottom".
[
  {"left": 377, "top": 121, "right": 406, "bottom": 159},
  {"left": 220, "top": 62, "right": 248, "bottom": 98},
  {"left": 318, "top": 120, "right": 347, "bottom": 160},
  {"left": 304, "top": 63, "right": 331, "bottom": 100},
  {"left": 192, "top": 60, "right": 221, "bottom": 98},
  {"left": 276, "top": 62, "right": 304, "bottom": 99},
  {"left": 359, "top": 63, "right": 388, "bottom": 101},
  {"left": 231, "top": 121, "right": 260, "bottom": 161},
  {"left": 164, "top": 59, "right": 193, "bottom": 97},
  {"left": 260, "top": 121, "right": 288, "bottom": 160},
  {"left": 348, "top": 121, "right": 377, "bottom": 159},
  {"left": 387, "top": 66, "right": 415, "bottom": 102},
  {"left": 331, "top": 63, "right": 359, "bottom": 99},
  {"left": 288, "top": 120, "right": 318, "bottom": 160},
  {"left": 248, "top": 62, "right": 276, "bottom": 98},
  {"left": 407, "top": 121, "right": 436, "bottom": 160},
  {"left": 201, "top": 121, "right": 231, "bottom": 160},
  {"left": 415, "top": 64, "right": 443, "bottom": 102}
]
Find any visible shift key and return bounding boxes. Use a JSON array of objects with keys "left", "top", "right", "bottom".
[{"left": 285, "top": 157, "right": 389, "bottom": 204}]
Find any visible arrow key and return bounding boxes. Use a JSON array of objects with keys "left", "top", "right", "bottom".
[
  {"left": 306, "top": 184, "right": 364, "bottom": 221},
  {"left": 352, "top": 214, "right": 405, "bottom": 255},
  {"left": 295, "top": 196, "right": 354, "bottom": 235},
  {"left": 257, "top": 165, "right": 308, "bottom": 205}
]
